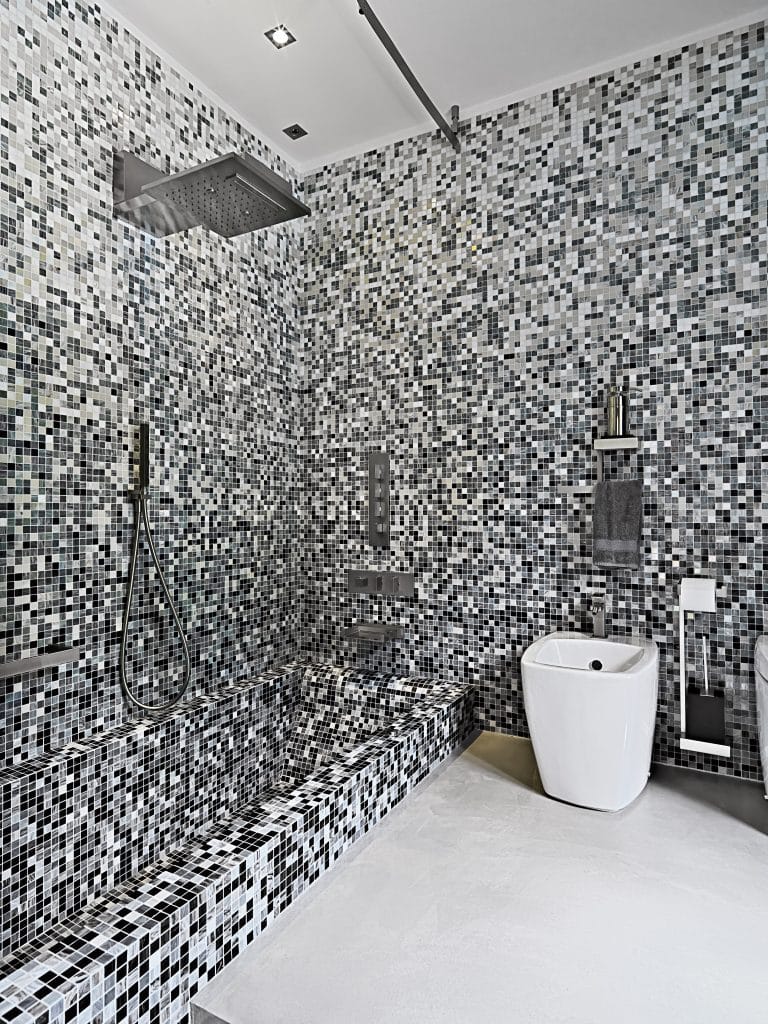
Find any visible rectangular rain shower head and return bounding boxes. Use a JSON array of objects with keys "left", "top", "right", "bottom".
[{"left": 113, "top": 151, "right": 310, "bottom": 238}]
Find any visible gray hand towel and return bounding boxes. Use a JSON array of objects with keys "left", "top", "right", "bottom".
[{"left": 593, "top": 479, "right": 643, "bottom": 569}]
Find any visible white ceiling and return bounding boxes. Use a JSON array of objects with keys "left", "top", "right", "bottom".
[{"left": 105, "top": 0, "right": 767, "bottom": 172}]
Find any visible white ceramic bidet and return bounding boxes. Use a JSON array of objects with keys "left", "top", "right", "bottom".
[
  {"left": 521, "top": 632, "right": 659, "bottom": 811},
  {"left": 756, "top": 636, "right": 768, "bottom": 799}
]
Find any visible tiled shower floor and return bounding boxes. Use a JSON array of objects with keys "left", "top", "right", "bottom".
[{"left": 193, "top": 734, "right": 767, "bottom": 1024}]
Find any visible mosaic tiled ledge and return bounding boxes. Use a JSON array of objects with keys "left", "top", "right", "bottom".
[
  {"left": 1, "top": 669, "right": 298, "bottom": 958},
  {"left": 0, "top": 670, "right": 475, "bottom": 1024}
]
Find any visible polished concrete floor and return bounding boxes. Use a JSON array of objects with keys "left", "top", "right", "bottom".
[{"left": 193, "top": 734, "right": 767, "bottom": 1024}]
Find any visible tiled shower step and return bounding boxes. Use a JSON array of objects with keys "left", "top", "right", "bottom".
[{"left": 0, "top": 680, "right": 475, "bottom": 1024}]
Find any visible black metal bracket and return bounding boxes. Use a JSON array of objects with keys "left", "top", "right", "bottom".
[{"left": 357, "top": 1, "right": 461, "bottom": 153}]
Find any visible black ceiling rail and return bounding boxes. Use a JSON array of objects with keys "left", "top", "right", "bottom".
[{"left": 357, "top": 0, "right": 461, "bottom": 153}]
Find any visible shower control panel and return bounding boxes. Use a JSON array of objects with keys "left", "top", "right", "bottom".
[
  {"left": 368, "top": 450, "right": 390, "bottom": 547},
  {"left": 347, "top": 570, "right": 415, "bottom": 598}
]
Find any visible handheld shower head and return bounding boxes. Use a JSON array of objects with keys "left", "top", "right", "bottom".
[{"left": 121, "top": 420, "right": 192, "bottom": 712}]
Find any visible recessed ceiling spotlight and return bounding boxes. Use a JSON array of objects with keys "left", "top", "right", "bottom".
[
  {"left": 283, "top": 123, "right": 308, "bottom": 140},
  {"left": 265, "top": 25, "right": 296, "bottom": 49}
]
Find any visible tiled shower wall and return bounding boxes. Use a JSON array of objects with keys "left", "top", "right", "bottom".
[
  {"left": 1, "top": 0, "right": 303, "bottom": 765},
  {"left": 300, "top": 21, "right": 768, "bottom": 780},
  {"left": 2, "top": 0, "right": 766, "bottom": 796},
  {"left": 2, "top": 671, "right": 296, "bottom": 956}
]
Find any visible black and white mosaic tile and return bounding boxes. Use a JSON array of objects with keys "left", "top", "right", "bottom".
[
  {"left": 1, "top": 669, "right": 298, "bottom": 958},
  {"left": 300, "top": 20, "right": 768, "bottom": 783},
  {"left": 0, "top": 664, "right": 475, "bottom": 1024},
  {"left": 1, "top": 2, "right": 766, "bottom": 1019},
  {"left": 281, "top": 663, "right": 435, "bottom": 783},
  {"left": 1, "top": 0, "right": 304, "bottom": 766}
]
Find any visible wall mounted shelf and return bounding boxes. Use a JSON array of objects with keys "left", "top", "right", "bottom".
[
  {"left": 593, "top": 436, "right": 640, "bottom": 481},
  {"left": 593, "top": 436, "right": 640, "bottom": 451},
  {"left": 341, "top": 624, "right": 403, "bottom": 643}
]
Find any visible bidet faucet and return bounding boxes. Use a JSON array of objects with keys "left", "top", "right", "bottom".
[{"left": 590, "top": 594, "right": 606, "bottom": 639}]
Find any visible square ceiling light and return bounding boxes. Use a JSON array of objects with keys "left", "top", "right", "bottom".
[{"left": 265, "top": 25, "right": 296, "bottom": 49}]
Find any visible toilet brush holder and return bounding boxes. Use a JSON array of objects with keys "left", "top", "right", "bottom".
[
  {"left": 685, "top": 690, "right": 726, "bottom": 744},
  {"left": 678, "top": 577, "right": 730, "bottom": 757}
]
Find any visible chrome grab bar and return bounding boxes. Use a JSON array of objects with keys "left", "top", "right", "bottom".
[{"left": 0, "top": 646, "right": 81, "bottom": 680}]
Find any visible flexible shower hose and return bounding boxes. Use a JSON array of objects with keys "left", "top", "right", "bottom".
[{"left": 119, "top": 490, "right": 192, "bottom": 712}]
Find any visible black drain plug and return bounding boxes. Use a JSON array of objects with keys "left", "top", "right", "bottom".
[{"left": 589, "top": 659, "right": 603, "bottom": 671}]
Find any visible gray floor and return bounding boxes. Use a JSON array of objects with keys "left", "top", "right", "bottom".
[{"left": 193, "top": 734, "right": 767, "bottom": 1024}]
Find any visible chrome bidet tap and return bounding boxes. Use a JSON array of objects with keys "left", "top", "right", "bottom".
[{"left": 590, "top": 594, "right": 606, "bottom": 639}]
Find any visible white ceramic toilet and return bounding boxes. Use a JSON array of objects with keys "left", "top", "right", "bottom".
[
  {"left": 521, "top": 632, "right": 659, "bottom": 812},
  {"left": 756, "top": 635, "right": 768, "bottom": 799}
]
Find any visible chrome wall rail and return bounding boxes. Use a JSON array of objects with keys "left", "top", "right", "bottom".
[
  {"left": 0, "top": 647, "right": 81, "bottom": 680},
  {"left": 341, "top": 623, "right": 403, "bottom": 642}
]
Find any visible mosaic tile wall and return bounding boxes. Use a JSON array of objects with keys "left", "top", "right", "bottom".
[
  {"left": 1, "top": 0, "right": 304, "bottom": 765},
  {"left": 0, "top": 666, "right": 475, "bottom": 1024},
  {"left": 300, "top": 20, "right": 768, "bottom": 781},
  {"left": 0, "top": 1, "right": 765, "bottom": 1016},
  {"left": 1, "top": 670, "right": 298, "bottom": 958},
  {"left": 282, "top": 663, "right": 444, "bottom": 784}
]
